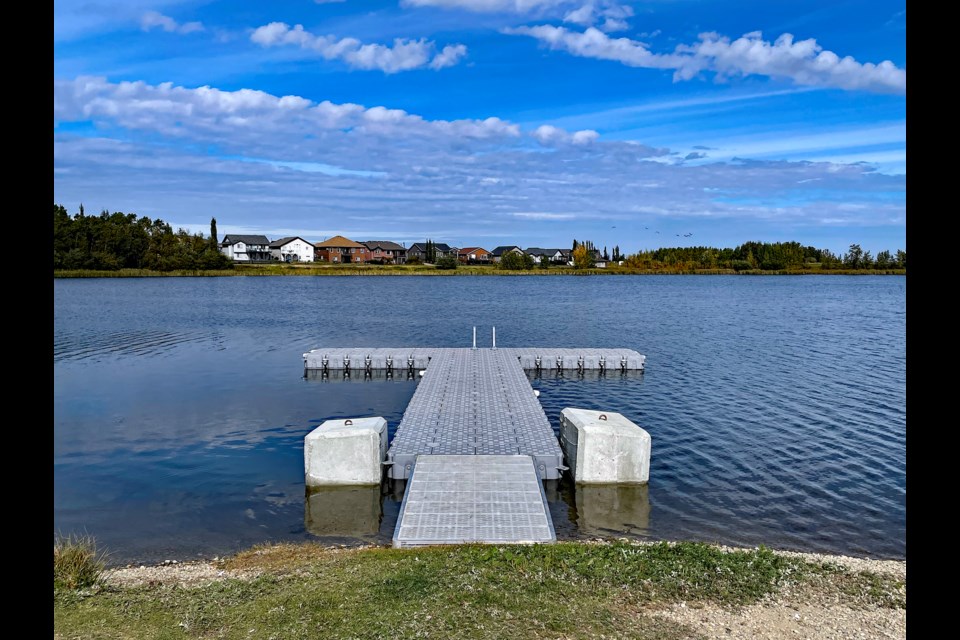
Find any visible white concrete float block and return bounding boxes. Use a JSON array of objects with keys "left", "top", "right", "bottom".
[
  {"left": 304, "top": 417, "right": 387, "bottom": 486},
  {"left": 559, "top": 408, "right": 650, "bottom": 484}
]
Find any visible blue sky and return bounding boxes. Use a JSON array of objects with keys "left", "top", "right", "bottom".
[{"left": 54, "top": 0, "right": 906, "bottom": 256}]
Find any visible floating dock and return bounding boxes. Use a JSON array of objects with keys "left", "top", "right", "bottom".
[{"left": 302, "top": 340, "right": 645, "bottom": 547}]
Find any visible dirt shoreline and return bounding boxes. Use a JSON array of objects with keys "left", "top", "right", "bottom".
[{"left": 102, "top": 542, "right": 905, "bottom": 640}]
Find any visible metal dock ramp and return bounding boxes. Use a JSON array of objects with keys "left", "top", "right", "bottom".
[{"left": 393, "top": 455, "right": 555, "bottom": 548}]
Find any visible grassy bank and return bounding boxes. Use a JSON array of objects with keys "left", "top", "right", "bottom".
[
  {"left": 54, "top": 540, "right": 904, "bottom": 639},
  {"left": 54, "top": 263, "right": 907, "bottom": 278}
]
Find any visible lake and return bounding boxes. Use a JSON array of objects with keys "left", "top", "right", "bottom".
[{"left": 53, "top": 275, "right": 906, "bottom": 564}]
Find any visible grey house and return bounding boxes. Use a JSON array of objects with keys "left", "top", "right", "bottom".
[
  {"left": 489, "top": 246, "right": 524, "bottom": 263},
  {"left": 408, "top": 242, "right": 458, "bottom": 262},
  {"left": 220, "top": 234, "right": 273, "bottom": 262}
]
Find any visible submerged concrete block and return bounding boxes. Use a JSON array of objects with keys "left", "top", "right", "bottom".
[
  {"left": 559, "top": 408, "right": 650, "bottom": 484},
  {"left": 575, "top": 484, "right": 650, "bottom": 536},
  {"left": 304, "top": 417, "right": 387, "bottom": 486},
  {"left": 305, "top": 485, "right": 382, "bottom": 536}
]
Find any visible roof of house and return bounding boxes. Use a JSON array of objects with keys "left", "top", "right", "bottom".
[
  {"left": 525, "top": 247, "right": 563, "bottom": 256},
  {"left": 221, "top": 234, "right": 271, "bottom": 246},
  {"left": 268, "top": 236, "right": 309, "bottom": 248},
  {"left": 458, "top": 246, "right": 489, "bottom": 254},
  {"left": 314, "top": 235, "right": 365, "bottom": 248},
  {"left": 409, "top": 242, "right": 455, "bottom": 252},
  {"left": 363, "top": 240, "right": 407, "bottom": 251},
  {"left": 490, "top": 245, "right": 522, "bottom": 256}
]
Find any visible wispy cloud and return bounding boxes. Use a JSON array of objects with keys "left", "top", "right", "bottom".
[
  {"left": 54, "top": 76, "right": 904, "bottom": 251},
  {"left": 510, "top": 212, "right": 576, "bottom": 219},
  {"left": 250, "top": 22, "right": 467, "bottom": 73},
  {"left": 505, "top": 26, "right": 906, "bottom": 94},
  {"left": 140, "top": 11, "right": 204, "bottom": 35},
  {"left": 402, "top": 0, "right": 633, "bottom": 30}
]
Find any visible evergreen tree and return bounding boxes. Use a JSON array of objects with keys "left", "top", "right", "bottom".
[{"left": 209, "top": 217, "right": 219, "bottom": 248}]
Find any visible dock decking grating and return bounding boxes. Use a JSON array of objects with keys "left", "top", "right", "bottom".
[
  {"left": 385, "top": 349, "right": 564, "bottom": 480},
  {"left": 393, "top": 455, "right": 555, "bottom": 548}
]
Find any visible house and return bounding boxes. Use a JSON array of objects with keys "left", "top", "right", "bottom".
[
  {"left": 592, "top": 250, "right": 608, "bottom": 268},
  {"left": 524, "top": 248, "right": 565, "bottom": 265},
  {"left": 489, "top": 246, "right": 524, "bottom": 263},
  {"left": 314, "top": 235, "right": 371, "bottom": 263},
  {"left": 363, "top": 240, "right": 407, "bottom": 264},
  {"left": 557, "top": 249, "right": 572, "bottom": 265},
  {"left": 457, "top": 247, "right": 491, "bottom": 263},
  {"left": 269, "top": 236, "right": 315, "bottom": 262},
  {"left": 408, "top": 242, "right": 458, "bottom": 262},
  {"left": 220, "top": 235, "right": 273, "bottom": 262}
]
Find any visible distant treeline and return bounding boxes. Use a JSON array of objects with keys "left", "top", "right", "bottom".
[
  {"left": 53, "top": 204, "right": 232, "bottom": 271},
  {"left": 622, "top": 241, "right": 905, "bottom": 271}
]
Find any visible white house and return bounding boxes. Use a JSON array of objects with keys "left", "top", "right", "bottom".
[
  {"left": 220, "top": 235, "right": 273, "bottom": 262},
  {"left": 269, "top": 236, "right": 315, "bottom": 262}
]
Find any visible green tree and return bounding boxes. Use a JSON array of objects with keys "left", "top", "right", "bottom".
[
  {"left": 498, "top": 251, "right": 534, "bottom": 270},
  {"left": 875, "top": 250, "right": 892, "bottom": 269},
  {"left": 209, "top": 217, "right": 219, "bottom": 249},
  {"left": 895, "top": 250, "right": 906, "bottom": 268},
  {"left": 435, "top": 255, "right": 458, "bottom": 270},
  {"left": 843, "top": 243, "right": 865, "bottom": 269}
]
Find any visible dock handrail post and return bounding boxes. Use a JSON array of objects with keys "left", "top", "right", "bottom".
[
  {"left": 492, "top": 326, "right": 496, "bottom": 350},
  {"left": 472, "top": 326, "right": 477, "bottom": 350}
]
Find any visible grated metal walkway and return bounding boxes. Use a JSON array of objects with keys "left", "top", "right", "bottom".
[
  {"left": 393, "top": 455, "right": 555, "bottom": 548},
  {"left": 385, "top": 348, "right": 564, "bottom": 480}
]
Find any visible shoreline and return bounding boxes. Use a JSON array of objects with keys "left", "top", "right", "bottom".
[
  {"left": 57, "top": 539, "right": 906, "bottom": 640},
  {"left": 54, "top": 266, "right": 907, "bottom": 278},
  {"left": 102, "top": 539, "right": 906, "bottom": 588}
]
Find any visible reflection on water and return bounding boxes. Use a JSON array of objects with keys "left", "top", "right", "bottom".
[
  {"left": 303, "top": 369, "right": 421, "bottom": 383},
  {"left": 305, "top": 486, "right": 382, "bottom": 537},
  {"left": 569, "top": 484, "right": 651, "bottom": 538}
]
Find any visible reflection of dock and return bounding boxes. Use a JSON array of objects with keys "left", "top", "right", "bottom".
[{"left": 302, "top": 341, "right": 646, "bottom": 548}]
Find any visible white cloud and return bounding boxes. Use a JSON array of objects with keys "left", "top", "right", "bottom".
[
  {"left": 250, "top": 22, "right": 467, "bottom": 73},
  {"left": 563, "top": 4, "right": 594, "bottom": 26},
  {"left": 430, "top": 44, "right": 469, "bottom": 69},
  {"left": 403, "top": 0, "right": 631, "bottom": 29},
  {"left": 140, "top": 11, "right": 204, "bottom": 35},
  {"left": 53, "top": 76, "right": 904, "bottom": 250},
  {"left": 531, "top": 124, "right": 598, "bottom": 145},
  {"left": 54, "top": 76, "right": 520, "bottom": 145},
  {"left": 402, "top": 0, "right": 573, "bottom": 11},
  {"left": 506, "top": 26, "right": 906, "bottom": 94},
  {"left": 510, "top": 212, "right": 576, "bottom": 219}
]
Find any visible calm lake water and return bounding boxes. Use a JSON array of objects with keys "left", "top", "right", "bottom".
[{"left": 53, "top": 275, "right": 906, "bottom": 564}]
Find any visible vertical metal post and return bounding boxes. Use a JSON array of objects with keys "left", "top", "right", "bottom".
[
  {"left": 472, "top": 326, "right": 477, "bottom": 350},
  {"left": 492, "top": 326, "right": 496, "bottom": 350}
]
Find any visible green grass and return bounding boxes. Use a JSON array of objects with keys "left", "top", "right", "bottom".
[
  {"left": 54, "top": 533, "right": 108, "bottom": 592},
  {"left": 54, "top": 541, "right": 905, "bottom": 639}
]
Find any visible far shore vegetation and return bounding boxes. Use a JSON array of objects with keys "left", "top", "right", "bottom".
[
  {"left": 54, "top": 204, "right": 906, "bottom": 277},
  {"left": 54, "top": 537, "right": 904, "bottom": 639}
]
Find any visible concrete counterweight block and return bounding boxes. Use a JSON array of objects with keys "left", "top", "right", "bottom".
[
  {"left": 304, "top": 417, "right": 387, "bottom": 486},
  {"left": 559, "top": 408, "right": 650, "bottom": 484}
]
